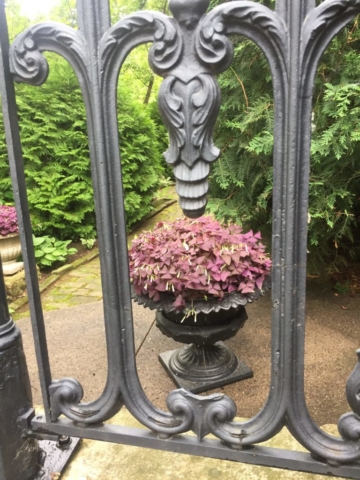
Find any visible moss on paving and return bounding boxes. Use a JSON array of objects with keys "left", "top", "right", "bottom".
[{"left": 12, "top": 189, "right": 183, "bottom": 320}]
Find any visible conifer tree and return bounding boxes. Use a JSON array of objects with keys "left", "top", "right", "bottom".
[
  {"left": 209, "top": 0, "right": 360, "bottom": 271},
  {"left": 0, "top": 0, "right": 165, "bottom": 240}
]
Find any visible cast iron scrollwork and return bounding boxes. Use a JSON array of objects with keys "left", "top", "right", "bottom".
[
  {"left": 156, "top": 73, "right": 221, "bottom": 218},
  {"left": 198, "top": 1, "right": 287, "bottom": 63},
  {"left": 49, "top": 379, "right": 88, "bottom": 421},
  {"left": 167, "top": 389, "right": 237, "bottom": 440},
  {"left": 284, "top": 0, "right": 360, "bottom": 464},
  {"left": 301, "top": 0, "right": 360, "bottom": 84},
  {"left": 302, "top": 0, "right": 360, "bottom": 47},
  {"left": 9, "top": 0, "right": 290, "bottom": 444},
  {"left": 8, "top": 18, "right": 126, "bottom": 426},
  {"left": 339, "top": 350, "right": 360, "bottom": 442},
  {"left": 149, "top": 0, "right": 287, "bottom": 218},
  {"left": 100, "top": 12, "right": 182, "bottom": 73},
  {"left": 147, "top": 0, "right": 227, "bottom": 218},
  {"left": 6, "top": 0, "right": 360, "bottom": 474},
  {"left": 10, "top": 23, "right": 89, "bottom": 87},
  {"left": 99, "top": 0, "right": 289, "bottom": 446}
]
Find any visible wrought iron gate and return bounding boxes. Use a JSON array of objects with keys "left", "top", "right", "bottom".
[{"left": 1, "top": 0, "right": 360, "bottom": 478}]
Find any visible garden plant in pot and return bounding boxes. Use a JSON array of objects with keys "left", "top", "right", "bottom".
[
  {"left": 129, "top": 216, "right": 271, "bottom": 393},
  {"left": 0, "top": 205, "right": 23, "bottom": 276}
]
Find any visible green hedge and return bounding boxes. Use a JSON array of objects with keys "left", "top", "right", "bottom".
[
  {"left": 0, "top": 60, "right": 164, "bottom": 240},
  {"left": 208, "top": 0, "right": 360, "bottom": 272}
]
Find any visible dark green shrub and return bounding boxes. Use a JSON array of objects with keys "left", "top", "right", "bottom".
[
  {"left": 118, "top": 88, "right": 165, "bottom": 227},
  {"left": 13, "top": 61, "right": 95, "bottom": 240},
  {"left": 208, "top": 0, "right": 360, "bottom": 272},
  {"left": 0, "top": 59, "right": 164, "bottom": 239}
]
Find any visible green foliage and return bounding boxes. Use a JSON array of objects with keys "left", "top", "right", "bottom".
[
  {"left": 0, "top": 72, "right": 164, "bottom": 237},
  {"left": 208, "top": 39, "right": 275, "bottom": 232},
  {"left": 12, "top": 60, "right": 96, "bottom": 240},
  {"left": 0, "top": 0, "right": 166, "bottom": 242},
  {"left": 333, "top": 281, "right": 351, "bottom": 295},
  {"left": 33, "top": 234, "right": 77, "bottom": 268},
  {"left": 80, "top": 237, "right": 96, "bottom": 249},
  {"left": 208, "top": 1, "right": 360, "bottom": 272},
  {"left": 309, "top": 81, "right": 360, "bottom": 268},
  {"left": 0, "top": 58, "right": 164, "bottom": 239},
  {"left": 118, "top": 86, "right": 165, "bottom": 226}
]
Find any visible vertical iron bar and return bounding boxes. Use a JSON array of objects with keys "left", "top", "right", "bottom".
[
  {"left": 0, "top": 259, "right": 38, "bottom": 479},
  {"left": 284, "top": 0, "right": 316, "bottom": 442},
  {"left": 0, "top": 0, "right": 52, "bottom": 419},
  {"left": 283, "top": 0, "right": 303, "bottom": 399},
  {"left": 0, "top": 256, "right": 9, "bottom": 327}
]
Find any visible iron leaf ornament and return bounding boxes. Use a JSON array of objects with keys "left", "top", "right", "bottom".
[
  {"left": 149, "top": 0, "right": 233, "bottom": 218},
  {"left": 167, "top": 389, "right": 237, "bottom": 440}
]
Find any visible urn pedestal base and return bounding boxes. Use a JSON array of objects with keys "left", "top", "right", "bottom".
[
  {"left": 156, "top": 306, "right": 253, "bottom": 393},
  {"left": 2, "top": 260, "right": 24, "bottom": 276},
  {"left": 159, "top": 341, "right": 253, "bottom": 394}
]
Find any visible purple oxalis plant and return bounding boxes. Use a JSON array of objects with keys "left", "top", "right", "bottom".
[
  {"left": 129, "top": 216, "right": 271, "bottom": 310},
  {"left": 0, "top": 205, "right": 19, "bottom": 236}
]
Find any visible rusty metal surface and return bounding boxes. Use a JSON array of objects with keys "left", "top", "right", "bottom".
[{"left": 34, "top": 437, "right": 81, "bottom": 480}]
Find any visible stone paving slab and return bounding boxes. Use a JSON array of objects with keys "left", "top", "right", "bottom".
[
  {"left": 14, "top": 258, "right": 103, "bottom": 319},
  {"left": 12, "top": 187, "right": 183, "bottom": 320},
  {"left": 59, "top": 407, "right": 346, "bottom": 480},
  {"left": 18, "top": 301, "right": 154, "bottom": 405}
]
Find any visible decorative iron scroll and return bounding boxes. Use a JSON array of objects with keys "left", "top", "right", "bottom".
[
  {"left": 147, "top": 0, "right": 288, "bottom": 217},
  {"left": 339, "top": 350, "right": 360, "bottom": 442},
  {"left": 10, "top": 23, "right": 88, "bottom": 86},
  {"left": 6, "top": 0, "right": 360, "bottom": 476},
  {"left": 149, "top": 1, "right": 227, "bottom": 218}
]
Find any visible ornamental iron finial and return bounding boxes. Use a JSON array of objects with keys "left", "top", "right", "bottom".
[
  {"left": 169, "top": 0, "right": 210, "bottom": 28},
  {"left": 149, "top": 0, "right": 230, "bottom": 218}
]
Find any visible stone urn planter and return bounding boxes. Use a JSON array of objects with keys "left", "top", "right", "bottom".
[
  {"left": 0, "top": 233, "right": 21, "bottom": 262},
  {"left": 0, "top": 206, "right": 23, "bottom": 276},
  {"left": 129, "top": 216, "right": 272, "bottom": 393},
  {"left": 0, "top": 234, "right": 23, "bottom": 275}
]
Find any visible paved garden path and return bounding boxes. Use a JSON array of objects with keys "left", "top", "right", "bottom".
[
  {"left": 14, "top": 185, "right": 360, "bottom": 478},
  {"left": 13, "top": 185, "right": 182, "bottom": 319}
]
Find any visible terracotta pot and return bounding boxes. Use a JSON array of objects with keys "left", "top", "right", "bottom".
[{"left": 0, "top": 233, "right": 21, "bottom": 264}]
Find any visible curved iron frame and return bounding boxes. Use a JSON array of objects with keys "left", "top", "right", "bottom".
[{"left": 1, "top": 0, "right": 360, "bottom": 477}]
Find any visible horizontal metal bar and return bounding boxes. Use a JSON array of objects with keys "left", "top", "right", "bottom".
[{"left": 31, "top": 417, "right": 360, "bottom": 479}]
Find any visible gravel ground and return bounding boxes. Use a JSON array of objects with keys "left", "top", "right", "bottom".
[{"left": 136, "top": 279, "right": 360, "bottom": 427}]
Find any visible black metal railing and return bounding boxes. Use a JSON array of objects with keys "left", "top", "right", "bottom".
[{"left": 1, "top": 0, "right": 360, "bottom": 478}]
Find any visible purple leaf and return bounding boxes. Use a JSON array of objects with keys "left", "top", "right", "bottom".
[
  {"left": 128, "top": 215, "right": 271, "bottom": 308},
  {"left": 241, "top": 286, "right": 255, "bottom": 294},
  {"left": 173, "top": 294, "right": 185, "bottom": 308},
  {"left": 220, "top": 271, "right": 230, "bottom": 282}
]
